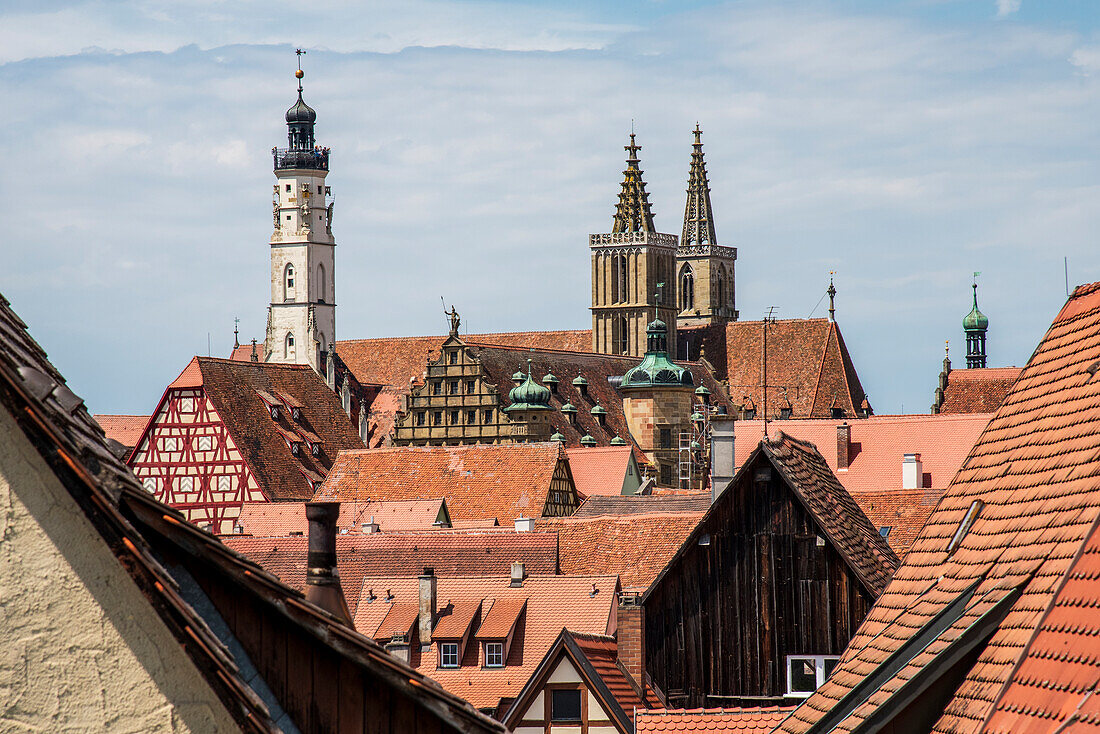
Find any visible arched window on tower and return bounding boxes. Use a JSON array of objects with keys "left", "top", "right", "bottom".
[
  {"left": 318, "top": 263, "right": 326, "bottom": 303},
  {"left": 680, "top": 265, "right": 695, "bottom": 311},
  {"left": 284, "top": 264, "right": 296, "bottom": 301},
  {"left": 285, "top": 332, "right": 296, "bottom": 360},
  {"left": 716, "top": 267, "right": 726, "bottom": 311},
  {"left": 613, "top": 255, "right": 628, "bottom": 304},
  {"left": 615, "top": 316, "right": 629, "bottom": 355}
]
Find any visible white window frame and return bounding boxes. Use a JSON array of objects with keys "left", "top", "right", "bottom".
[
  {"left": 439, "top": 642, "right": 459, "bottom": 668},
  {"left": 484, "top": 641, "right": 504, "bottom": 668},
  {"left": 785, "top": 655, "right": 840, "bottom": 697}
]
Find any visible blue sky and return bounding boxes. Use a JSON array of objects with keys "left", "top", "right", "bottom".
[{"left": 3, "top": 0, "right": 1099, "bottom": 416}]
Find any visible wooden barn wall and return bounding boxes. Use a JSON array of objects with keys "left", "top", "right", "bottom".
[{"left": 644, "top": 453, "right": 876, "bottom": 707}]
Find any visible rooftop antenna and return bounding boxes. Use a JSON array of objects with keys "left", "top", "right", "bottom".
[
  {"left": 1065, "top": 257, "right": 1070, "bottom": 297},
  {"left": 763, "top": 306, "right": 778, "bottom": 438}
]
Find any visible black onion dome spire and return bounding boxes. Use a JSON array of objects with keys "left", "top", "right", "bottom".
[{"left": 274, "top": 50, "right": 328, "bottom": 171}]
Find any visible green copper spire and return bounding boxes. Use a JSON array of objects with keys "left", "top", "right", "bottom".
[
  {"left": 620, "top": 316, "right": 695, "bottom": 389},
  {"left": 963, "top": 276, "right": 988, "bottom": 369},
  {"left": 504, "top": 358, "right": 552, "bottom": 412}
]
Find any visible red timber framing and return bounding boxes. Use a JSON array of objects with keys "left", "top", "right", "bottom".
[{"left": 129, "top": 386, "right": 263, "bottom": 534}]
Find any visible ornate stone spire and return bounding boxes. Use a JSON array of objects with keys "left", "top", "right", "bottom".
[
  {"left": 612, "top": 133, "right": 657, "bottom": 234},
  {"left": 681, "top": 124, "right": 717, "bottom": 247}
]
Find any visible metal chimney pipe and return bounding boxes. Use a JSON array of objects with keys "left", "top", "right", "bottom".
[{"left": 305, "top": 502, "right": 352, "bottom": 626}]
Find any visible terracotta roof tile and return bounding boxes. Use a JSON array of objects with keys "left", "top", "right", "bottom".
[
  {"left": 636, "top": 706, "right": 795, "bottom": 732},
  {"left": 314, "top": 442, "right": 572, "bottom": 522},
  {"left": 476, "top": 597, "right": 527, "bottom": 638},
  {"left": 569, "top": 631, "right": 651, "bottom": 712},
  {"left": 432, "top": 600, "right": 482, "bottom": 640},
  {"left": 572, "top": 492, "right": 711, "bottom": 518},
  {"left": 939, "top": 367, "right": 1022, "bottom": 414},
  {"left": 91, "top": 414, "right": 149, "bottom": 449},
  {"left": 777, "top": 281, "right": 1100, "bottom": 734},
  {"left": 221, "top": 529, "right": 559, "bottom": 615},
  {"left": 234, "top": 499, "right": 448, "bottom": 535},
  {"left": 565, "top": 446, "right": 636, "bottom": 497},
  {"left": 373, "top": 602, "right": 419, "bottom": 641},
  {"left": 351, "top": 574, "right": 619, "bottom": 708}
]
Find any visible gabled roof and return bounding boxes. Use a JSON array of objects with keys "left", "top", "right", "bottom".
[
  {"left": 133, "top": 356, "right": 364, "bottom": 500},
  {"left": 221, "top": 529, "right": 559, "bottom": 615},
  {"left": 352, "top": 574, "right": 619, "bottom": 709},
  {"left": 777, "top": 281, "right": 1100, "bottom": 734},
  {"left": 680, "top": 318, "right": 868, "bottom": 419},
  {"left": 538, "top": 511, "right": 704, "bottom": 592},
  {"left": 0, "top": 292, "right": 502, "bottom": 734},
  {"left": 573, "top": 492, "right": 711, "bottom": 518},
  {"left": 233, "top": 498, "right": 449, "bottom": 536},
  {"left": 314, "top": 442, "right": 572, "bottom": 522},
  {"left": 92, "top": 413, "right": 149, "bottom": 449},
  {"left": 937, "top": 366, "right": 1021, "bottom": 414},
  {"left": 503, "top": 629, "right": 650, "bottom": 734},
  {"left": 636, "top": 706, "right": 794, "bottom": 732},
  {"left": 566, "top": 445, "right": 637, "bottom": 497}
]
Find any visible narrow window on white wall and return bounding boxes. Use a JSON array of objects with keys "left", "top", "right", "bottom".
[
  {"left": 179, "top": 397, "right": 194, "bottom": 413},
  {"left": 286, "top": 332, "right": 296, "bottom": 360},
  {"left": 285, "top": 264, "right": 296, "bottom": 301},
  {"left": 197, "top": 435, "right": 213, "bottom": 451},
  {"left": 217, "top": 475, "right": 233, "bottom": 493},
  {"left": 142, "top": 477, "right": 158, "bottom": 493},
  {"left": 179, "top": 477, "right": 194, "bottom": 492},
  {"left": 318, "top": 263, "right": 326, "bottom": 302}
]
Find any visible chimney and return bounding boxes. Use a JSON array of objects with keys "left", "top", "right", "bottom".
[
  {"left": 709, "top": 414, "right": 736, "bottom": 503},
  {"left": 514, "top": 516, "right": 536, "bottom": 532},
  {"left": 385, "top": 634, "right": 411, "bottom": 665},
  {"left": 837, "top": 422, "right": 850, "bottom": 470},
  {"left": 418, "top": 567, "right": 437, "bottom": 649},
  {"left": 902, "top": 453, "right": 923, "bottom": 489},
  {"left": 304, "top": 502, "right": 352, "bottom": 626},
  {"left": 510, "top": 561, "right": 526, "bottom": 587},
  {"left": 617, "top": 593, "right": 646, "bottom": 699},
  {"left": 362, "top": 515, "right": 380, "bottom": 534}
]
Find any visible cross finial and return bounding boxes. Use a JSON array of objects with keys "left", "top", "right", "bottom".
[
  {"left": 827, "top": 272, "right": 837, "bottom": 322},
  {"left": 234, "top": 317, "right": 240, "bottom": 348},
  {"left": 625, "top": 130, "right": 641, "bottom": 164},
  {"left": 693, "top": 122, "right": 702, "bottom": 145},
  {"left": 295, "top": 48, "right": 306, "bottom": 92},
  {"left": 945, "top": 340, "right": 950, "bottom": 358}
]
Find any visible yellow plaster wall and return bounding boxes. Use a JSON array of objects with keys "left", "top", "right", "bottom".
[{"left": 0, "top": 404, "right": 242, "bottom": 733}]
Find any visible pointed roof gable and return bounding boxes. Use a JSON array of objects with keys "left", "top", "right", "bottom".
[
  {"left": 777, "top": 281, "right": 1100, "bottom": 734},
  {"left": 681, "top": 125, "right": 718, "bottom": 247},
  {"left": 612, "top": 133, "right": 657, "bottom": 234}
]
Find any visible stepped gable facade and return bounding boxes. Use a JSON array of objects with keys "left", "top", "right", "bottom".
[
  {"left": 734, "top": 413, "right": 992, "bottom": 557},
  {"left": 127, "top": 356, "right": 364, "bottom": 533},
  {"left": 777, "top": 281, "right": 1100, "bottom": 734},
  {"left": 642, "top": 433, "right": 898, "bottom": 708},
  {"left": 314, "top": 442, "right": 581, "bottom": 521},
  {"left": 0, "top": 292, "right": 501, "bottom": 734},
  {"left": 677, "top": 318, "right": 870, "bottom": 420}
]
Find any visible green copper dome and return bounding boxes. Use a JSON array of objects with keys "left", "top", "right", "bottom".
[
  {"left": 690, "top": 440, "right": 701, "bottom": 451},
  {"left": 550, "top": 432, "right": 566, "bottom": 442},
  {"left": 695, "top": 385, "right": 711, "bottom": 396},
  {"left": 621, "top": 317, "right": 695, "bottom": 390},
  {"left": 580, "top": 434, "right": 597, "bottom": 446},
  {"left": 572, "top": 376, "right": 588, "bottom": 387},
  {"left": 590, "top": 403, "right": 608, "bottom": 416},
  {"left": 543, "top": 372, "right": 559, "bottom": 386},
  {"left": 560, "top": 403, "right": 577, "bottom": 414},
  {"left": 504, "top": 360, "right": 552, "bottom": 412},
  {"left": 963, "top": 283, "right": 988, "bottom": 332},
  {"left": 512, "top": 370, "right": 525, "bottom": 383},
  {"left": 691, "top": 411, "right": 704, "bottom": 422},
  {"left": 610, "top": 436, "right": 627, "bottom": 445}
]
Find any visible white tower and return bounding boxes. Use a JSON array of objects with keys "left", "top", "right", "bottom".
[{"left": 265, "top": 54, "right": 336, "bottom": 372}]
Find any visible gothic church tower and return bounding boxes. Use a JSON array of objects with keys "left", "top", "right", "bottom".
[
  {"left": 264, "top": 56, "right": 336, "bottom": 372},
  {"left": 591, "top": 133, "right": 678, "bottom": 357},
  {"left": 676, "top": 125, "right": 737, "bottom": 328}
]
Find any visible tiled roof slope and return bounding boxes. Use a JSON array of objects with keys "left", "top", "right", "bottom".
[
  {"left": 636, "top": 706, "right": 794, "bottom": 732},
  {"left": 538, "top": 512, "right": 704, "bottom": 591},
  {"left": 778, "top": 281, "right": 1100, "bottom": 734},
  {"left": 762, "top": 434, "right": 900, "bottom": 595},
  {"left": 221, "top": 530, "right": 559, "bottom": 615},
  {"left": 314, "top": 442, "right": 568, "bottom": 522},
  {"left": 0, "top": 293, "right": 502, "bottom": 734},
  {"left": 92, "top": 413, "right": 149, "bottom": 449},
  {"left": 566, "top": 446, "right": 635, "bottom": 497},
  {"left": 572, "top": 492, "right": 711, "bottom": 518},
  {"left": 351, "top": 574, "right": 619, "bottom": 709},
  {"left": 939, "top": 367, "right": 1022, "bottom": 414},
  {"left": 679, "top": 318, "right": 868, "bottom": 419},
  {"left": 983, "top": 514, "right": 1100, "bottom": 732},
  {"left": 233, "top": 498, "right": 448, "bottom": 535},
  {"left": 847, "top": 489, "right": 941, "bottom": 558},
  {"left": 569, "top": 632, "right": 650, "bottom": 714}
]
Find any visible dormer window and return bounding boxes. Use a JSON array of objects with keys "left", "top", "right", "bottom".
[
  {"left": 484, "top": 641, "right": 504, "bottom": 668},
  {"left": 831, "top": 407, "right": 845, "bottom": 419},
  {"left": 440, "top": 642, "right": 459, "bottom": 669},
  {"left": 780, "top": 407, "right": 793, "bottom": 419},
  {"left": 786, "top": 655, "right": 840, "bottom": 697}
]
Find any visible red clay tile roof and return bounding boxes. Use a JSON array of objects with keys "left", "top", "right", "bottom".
[
  {"left": 314, "top": 442, "right": 573, "bottom": 522},
  {"left": 680, "top": 318, "right": 868, "bottom": 419},
  {"left": 566, "top": 446, "right": 636, "bottom": 497},
  {"left": 221, "top": 529, "right": 559, "bottom": 615},
  {"left": 432, "top": 600, "right": 482, "bottom": 640},
  {"left": 373, "top": 602, "right": 419, "bottom": 641},
  {"left": 778, "top": 281, "right": 1100, "bottom": 734},
  {"left": 229, "top": 342, "right": 266, "bottom": 362},
  {"left": 539, "top": 512, "right": 704, "bottom": 591},
  {"left": 92, "top": 414, "right": 149, "bottom": 448},
  {"left": 734, "top": 414, "right": 991, "bottom": 556},
  {"left": 938, "top": 367, "right": 1021, "bottom": 414},
  {"left": 572, "top": 492, "right": 711, "bottom": 518},
  {"left": 475, "top": 597, "right": 527, "bottom": 638},
  {"left": 570, "top": 632, "right": 651, "bottom": 712},
  {"left": 233, "top": 499, "right": 448, "bottom": 535},
  {"left": 351, "top": 575, "right": 619, "bottom": 708},
  {"left": 636, "top": 706, "right": 795, "bottom": 732}
]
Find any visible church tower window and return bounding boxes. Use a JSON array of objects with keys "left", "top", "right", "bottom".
[
  {"left": 680, "top": 266, "right": 695, "bottom": 311},
  {"left": 615, "top": 317, "right": 629, "bottom": 355},
  {"left": 318, "top": 263, "right": 326, "bottom": 302},
  {"left": 284, "top": 264, "right": 296, "bottom": 301},
  {"left": 285, "top": 332, "right": 296, "bottom": 359}
]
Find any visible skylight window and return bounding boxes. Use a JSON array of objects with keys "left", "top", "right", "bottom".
[{"left": 947, "top": 500, "right": 984, "bottom": 556}]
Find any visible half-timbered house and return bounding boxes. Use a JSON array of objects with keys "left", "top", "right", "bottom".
[
  {"left": 641, "top": 433, "right": 899, "bottom": 707},
  {"left": 128, "top": 356, "right": 364, "bottom": 533}
]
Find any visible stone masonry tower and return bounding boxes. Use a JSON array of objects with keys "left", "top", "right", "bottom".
[
  {"left": 676, "top": 125, "right": 737, "bottom": 328},
  {"left": 591, "top": 133, "right": 678, "bottom": 357},
  {"left": 265, "top": 53, "right": 336, "bottom": 372}
]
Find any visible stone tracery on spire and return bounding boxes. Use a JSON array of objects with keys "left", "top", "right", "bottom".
[
  {"left": 612, "top": 133, "right": 657, "bottom": 234},
  {"left": 681, "top": 124, "right": 717, "bottom": 247}
]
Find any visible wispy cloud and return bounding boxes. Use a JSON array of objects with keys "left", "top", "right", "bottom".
[{"left": 997, "top": 0, "right": 1022, "bottom": 18}]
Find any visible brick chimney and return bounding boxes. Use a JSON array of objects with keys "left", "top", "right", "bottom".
[
  {"left": 709, "top": 414, "right": 736, "bottom": 503},
  {"left": 617, "top": 592, "right": 646, "bottom": 700},
  {"left": 837, "top": 422, "right": 850, "bottom": 470},
  {"left": 418, "top": 567, "right": 437, "bottom": 649},
  {"left": 304, "top": 502, "right": 352, "bottom": 626}
]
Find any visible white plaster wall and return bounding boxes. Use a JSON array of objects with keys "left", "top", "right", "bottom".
[{"left": 0, "top": 404, "right": 241, "bottom": 732}]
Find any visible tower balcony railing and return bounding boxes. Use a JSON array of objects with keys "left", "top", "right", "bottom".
[
  {"left": 678, "top": 243, "right": 737, "bottom": 259},
  {"left": 589, "top": 231, "right": 678, "bottom": 249},
  {"left": 273, "top": 147, "right": 330, "bottom": 171}
]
